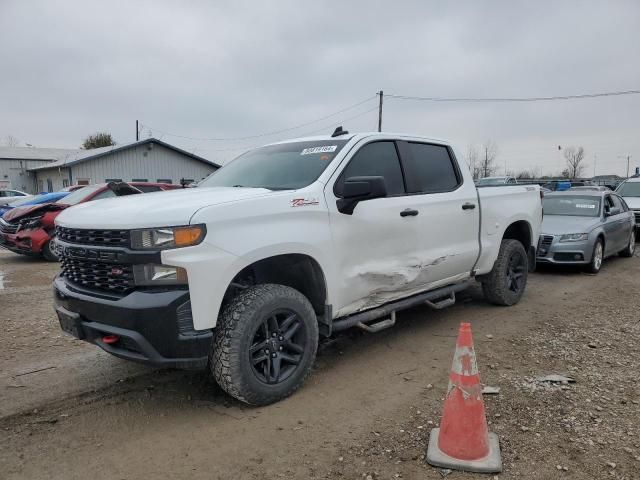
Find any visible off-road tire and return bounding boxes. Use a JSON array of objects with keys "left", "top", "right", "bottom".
[
  {"left": 586, "top": 239, "right": 604, "bottom": 274},
  {"left": 481, "top": 239, "right": 528, "bottom": 306},
  {"left": 42, "top": 237, "right": 59, "bottom": 262},
  {"left": 619, "top": 230, "right": 635, "bottom": 258},
  {"left": 210, "top": 284, "right": 319, "bottom": 406}
]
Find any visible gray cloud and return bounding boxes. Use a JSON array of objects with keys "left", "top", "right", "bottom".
[{"left": 1, "top": 0, "right": 639, "bottom": 175}]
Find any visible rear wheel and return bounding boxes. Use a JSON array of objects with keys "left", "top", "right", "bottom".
[
  {"left": 586, "top": 239, "right": 604, "bottom": 273},
  {"left": 42, "top": 236, "right": 59, "bottom": 262},
  {"left": 619, "top": 230, "right": 635, "bottom": 257},
  {"left": 210, "top": 284, "right": 319, "bottom": 406},
  {"left": 481, "top": 239, "right": 528, "bottom": 306}
]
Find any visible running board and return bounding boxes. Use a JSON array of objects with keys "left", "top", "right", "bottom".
[
  {"left": 331, "top": 281, "right": 469, "bottom": 333},
  {"left": 424, "top": 292, "right": 456, "bottom": 310},
  {"left": 357, "top": 312, "right": 396, "bottom": 333}
]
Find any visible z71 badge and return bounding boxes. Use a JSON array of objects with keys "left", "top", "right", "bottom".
[{"left": 291, "top": 198, "right": 319, "bottom": 207}]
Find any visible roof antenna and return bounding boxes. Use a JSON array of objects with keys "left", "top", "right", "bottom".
[{"left": 331, "top": 126, "right": 349, "bottom": 138}]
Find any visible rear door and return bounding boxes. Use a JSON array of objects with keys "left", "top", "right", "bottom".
[{"left": 396, "top": 141, "right": 479, "bottom": 285}]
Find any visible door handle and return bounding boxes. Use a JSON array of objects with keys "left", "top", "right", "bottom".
[
  {"left": 400, "top": 208, "right": 419, "bottom": 217},
  {"left": 462, "top": 203, "right": 476, "bottom": 210}
]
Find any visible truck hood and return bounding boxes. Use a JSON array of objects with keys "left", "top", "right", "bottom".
[
  {"left": 622, "top": 196, "right": 640, "bottom": 210},
  {"left": 2, "top": 203, "right": 66, "bottom": 222},
  {"left": 541, "top": 215, "right": 601, "bottom": 235},
  {"left": 55, "top": 186, "right": 275, "bottom": 229}
]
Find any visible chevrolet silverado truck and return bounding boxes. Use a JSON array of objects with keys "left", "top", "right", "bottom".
[{"left": 53, "top": 130, "right": 542, "bottom": 405}]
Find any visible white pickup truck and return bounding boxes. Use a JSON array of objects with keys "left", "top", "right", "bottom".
[{"left": 53, "top": 130, "right": 542, "bottom": 405}]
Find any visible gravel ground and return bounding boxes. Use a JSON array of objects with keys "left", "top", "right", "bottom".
[{"left": 1, "top": 248, "right": 639, "bottom": 479}]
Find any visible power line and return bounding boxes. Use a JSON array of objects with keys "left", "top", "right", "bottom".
[
  {"left": 385, "top": 89, "right": 640, "bottom": 103},
  {"left": 140, "top": 95, "right": 377, "bottom": 142}
]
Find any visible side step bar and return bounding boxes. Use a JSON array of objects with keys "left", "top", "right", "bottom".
[{"left": 332, "top": 282, "right": 469, "bottom": 333}]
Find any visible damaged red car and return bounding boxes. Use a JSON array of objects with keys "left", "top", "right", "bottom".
[{"left": 0, "top": 182, "right": 180, "bottom": 261}]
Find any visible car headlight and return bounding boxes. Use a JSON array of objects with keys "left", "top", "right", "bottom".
[
  {"left": 559, "top": 233, "right": 588, "bottom": 242},
  {"left": 21, "top": 216, "right": 43, "bottom": 230},
  {"left": 130, "top": 225, "right": 205, "bottom": 250},
  {"left": 133, "top": 264, "right": 188, "bottom": 285}
]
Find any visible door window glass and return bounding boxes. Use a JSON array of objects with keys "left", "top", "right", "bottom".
[
  {"left": 335, "top": 141, "right": 404, "bottom": 196},
  {"left": 404, "top": 143, "right": 460, "bottom": 193}
]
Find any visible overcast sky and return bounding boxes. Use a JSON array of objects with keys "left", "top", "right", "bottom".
[{"left": 1, "top": 1, "right": 639, "bottom": 176}]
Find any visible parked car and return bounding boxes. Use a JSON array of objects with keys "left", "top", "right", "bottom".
[
  {"left": 615, "top": 177, "right": 640, "bottom": 230},
  {"left": 542, "top": 180, "right": 572, "bottom": 191},
  {"left": 569, "top": 185, "right": 610, "bottom": 192},
  {"left": 476, "top": 176, "right": 518, "bottom": 186},
  {"left": 536, "top": 190, "right": 635, "bottom": 273},
  {"left": 60, "top": 185, "right": 86, "bottom": 192},
  {"left": 0, "top": 182, "right": 179, "bottom": 261},
  {"left": 0, "top": 189, "right": 30, "bottom": 206},
  {"left": 0, "top": 191, "right": 70, "bottom": 216},
  {"left": 53, "top": 131, "right": 543, "bottom": 405}
]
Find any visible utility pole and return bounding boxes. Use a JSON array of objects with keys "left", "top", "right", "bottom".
[
  {"left": 136, "top": 120, "right": 139, "bottom": 141},
  {"left": 627, "top": 155, "right": 631, "bottom": 178},
  {"left": 377, "top": 90, "right": 383, "bottom": 132},
  {"left": 593, "top": 154, "right": 597, "bottom": 177}
]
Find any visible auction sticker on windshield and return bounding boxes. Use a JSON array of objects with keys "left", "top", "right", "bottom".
[{"left": 301, "top": 146, "right": 337, "bottom": 155}]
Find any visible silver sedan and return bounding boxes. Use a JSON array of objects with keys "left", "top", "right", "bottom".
[{"left": 536, "top": 191, "right": 636, "bottom": 273}]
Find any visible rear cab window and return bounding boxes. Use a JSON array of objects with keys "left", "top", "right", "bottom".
[{"left": 400, "top": 142, "right": 461, "bottom": 194}]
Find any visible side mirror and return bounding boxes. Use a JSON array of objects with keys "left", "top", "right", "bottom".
[{"left": 336, "top": 176, "right": 387, "bottom": 215}]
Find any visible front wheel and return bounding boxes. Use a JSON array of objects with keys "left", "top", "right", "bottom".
[
  {"left": 619, "top": 230, "right": 636, "bottom": 258},
  {"left": 586, "top": 239, "right": 604, "bottom": 274},
  {"left": 481, "top": 239, "right": 528, "bottom": 306},
  {"left": 42, "top": 236, "right": 59, "bottom": 262},
  {"left": 210, "top": 284, "right": 319, "bottom": 406}
]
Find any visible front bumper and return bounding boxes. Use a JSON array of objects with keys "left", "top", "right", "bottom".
[
  {"left": 0, "top": 228, "right": 50, "bottom": 255},
  {"left": 536, "top": 235, "right": 592, "bottom": 265},
  {"left": 53, "top": 276, "right": 212, "bottom": 369}
]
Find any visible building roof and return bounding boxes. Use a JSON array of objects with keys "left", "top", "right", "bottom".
[
  {"left": 0, "top": 146, "right": 82, "bottom": 161},
  {"left": 26, "top": 138, "right": 220, "bottom": 171}
]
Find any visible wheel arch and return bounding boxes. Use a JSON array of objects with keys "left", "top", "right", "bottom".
[
  {"left": 502, "top": 220, "right": 534, "bottom": 271},
  {"left": 222, "top": 253, "right": 328, "bottom": 317}
]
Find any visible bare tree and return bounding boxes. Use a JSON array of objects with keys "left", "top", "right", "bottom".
[
  {"left": 466, "top": 144, "right": 482, "bottom": 179},
  {"left": 480, "top": 139, "right": 498, "bottom": 178},
  {"left": 563, "top": 146, "right": 586, "bottom": 179},
  {"left": 3, "top": 135, "right": 20, "bottom": 147}
]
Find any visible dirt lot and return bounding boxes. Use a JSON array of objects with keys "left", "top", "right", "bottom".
[{"left": 1, "top": 248, "right": 639, "bottom": 480}]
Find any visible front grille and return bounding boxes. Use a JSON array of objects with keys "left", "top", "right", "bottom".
[
  {"left": 0, "top": 218, "right": 18, "bottom": 234},
  {"left": 537, "top": 235, "right": 554, "bottom": 257},
  {"left": 60, "top": 256, "right": 134, "bottom": 294},
  {"left": 633, "top": 210, "right": 640, "bottom": 224},
  {"left": 56, "top": 226, "right": 130, "bottom": 247}
]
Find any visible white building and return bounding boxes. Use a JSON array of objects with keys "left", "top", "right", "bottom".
[{"left": 0, "top": 138, "right": 220, "bottom": 193}]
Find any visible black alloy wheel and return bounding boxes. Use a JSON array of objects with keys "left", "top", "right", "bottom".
[{"left": 249, "top": 309, "right": 307, "bottom": 385}]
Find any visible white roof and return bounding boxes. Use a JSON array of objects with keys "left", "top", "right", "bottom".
[
  {"left": 27, "top": 145, "right": 118, "bottom": 170},
  {"left": 0, "top": 146, "right": 82, "bottom": 161}
]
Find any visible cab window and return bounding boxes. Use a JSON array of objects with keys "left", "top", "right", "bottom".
[{"left": 334, "top": 141, "right": 405, "bottom": 197}]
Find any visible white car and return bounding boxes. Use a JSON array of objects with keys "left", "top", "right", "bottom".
[
  {"left": 0, "top": 189, "right": 30, "bottom": 206},
  {"left": 615, "top": 177, "right": 640, "bottom": 229},
  {"left": 476, "top": 176, "right": 518, "bottom": 186},
  {"left": 53, "top": 130, "right": 542, "bottom": 405}
]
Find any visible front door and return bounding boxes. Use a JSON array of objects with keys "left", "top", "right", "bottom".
[{"left": 326, "top": 140, "right": 424, "bottom": 316}]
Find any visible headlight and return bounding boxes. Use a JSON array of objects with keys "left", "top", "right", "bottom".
[
  {"left": 21, "top": 216, "right": 43, "bottom": 230},
  {"left": 130, "top": 225, "right": 205, "bottom": 250},
  {"left": 133, "top": 264, "right": 188, "bottom": 285},
  {"left": 559, "top": 233, "right": 588, "bottom": 242}
]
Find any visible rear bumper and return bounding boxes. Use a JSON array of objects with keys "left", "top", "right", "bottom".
[
  {"left": 0, "top": 228, "right": 50, "bottom": 255},
  {"left": 53, "top": 276, "right": 212, "bottom": 370}
]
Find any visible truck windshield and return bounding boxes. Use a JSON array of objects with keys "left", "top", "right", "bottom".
[
  {"left": 56, "top": 185, "right": 102, "bottom": 205},
  {"left": 199, "top": 140, "right": 349, "bottom": 190},
  {"left": 617, "top": 182, "right": 640, "bottom": 197},
  {"left": 543, "top": 195, "right": 601, "bottom": 217}
]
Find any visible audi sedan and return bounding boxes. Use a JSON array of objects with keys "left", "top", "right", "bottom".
[{"left": 536, "top": 191, "right": 636, "bottom": 273}]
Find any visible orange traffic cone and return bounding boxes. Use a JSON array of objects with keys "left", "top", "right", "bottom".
[{"left": 426, "top": 322, "right": 502, "bottom": 473}]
